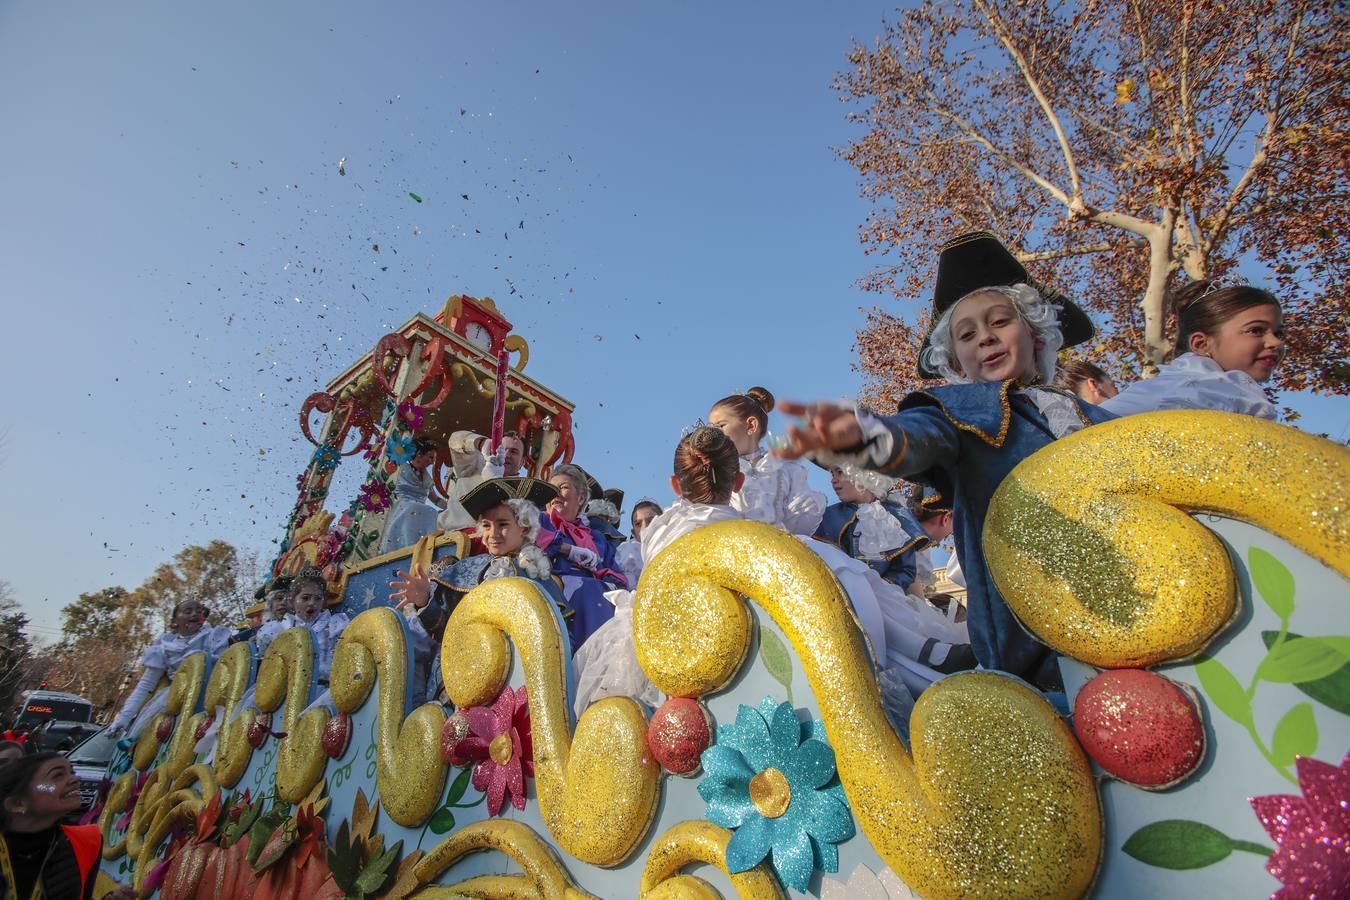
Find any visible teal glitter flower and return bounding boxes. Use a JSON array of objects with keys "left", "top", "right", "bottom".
[
  {"left": 385, "top": 431, "right": 417, "bottom": 465},
  {"left": 698, "top": 697, "right": 854, "bottom": 891},
  {"left": 311, "top": 444, "right": 341, "bottom": 471}
]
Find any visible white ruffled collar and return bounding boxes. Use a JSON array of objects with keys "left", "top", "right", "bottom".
[
  {"left": 641, "top": 498, "right": 741, "bottom": 562},
  {"left": 854, "top": 501, "right": 918, "bottom": 558}
]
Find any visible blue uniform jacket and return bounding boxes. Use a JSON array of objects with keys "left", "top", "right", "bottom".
[
  {"left": 814, "top": 501, "right": 930, "bottom": 592},
  {"left": 864, "top": 381, "right": 1114, "bottom": 688}
]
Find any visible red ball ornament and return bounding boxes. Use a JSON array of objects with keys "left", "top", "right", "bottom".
[
  {"left": 247, "top": 713, "right": 271, "bottom": 749},
  {"left": 193, "top": 714, "right": 215, "bottom": 744},
  {"left": 647, "top": 697, "right": 714, "bottom": 777},
  {"left": 155, "top": 715, "right": 176, "bottom": 744},
  {"left": 1073, "top": 669, "right": 1206, "bottom": 789},
  {"left": 440, "top": 711, "right": 472, "bottom": 766},
  {"left": 322, "top": 712, "right": 352, "bottom": 758}
]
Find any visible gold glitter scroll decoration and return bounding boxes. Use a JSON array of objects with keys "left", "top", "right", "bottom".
[
  {"left": 331, "top": 607, "right": 447, "bottom": 826},
  {"left": 203, "top": 641, "right": 257, "bottom": 788},
  {"left": 640, "top": 820, "right": 785, "bottom": 899},
  {"left": 97, "top": 770, "right": 135, "bottom": 859},
  {"left": 159, "top": 651, "right": 210, "bottom": 784},
  {"left": 254, "top": 626, "right": 329, "bottom": 802},
  {"left": 441, "top": 577, "right": 660, "bottom": 866},
  {"left": 134, "top": 763, "right": 218, "bottom": 894},
  {"left": 633, "top": 521, "right": 1101, "bottom": 900},
  {"left": 412, "top": 819, "right": 595, "bottom": 900},
  {"left": 985, "top": 410, "right": 1350, "bottom": 668}
]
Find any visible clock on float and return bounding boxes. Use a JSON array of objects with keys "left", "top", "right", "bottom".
[{"left": 464, "top": 322, "right": 493, "bottom": 349}]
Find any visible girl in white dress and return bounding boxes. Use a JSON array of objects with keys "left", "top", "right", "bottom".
[
  {"left": 379, "top": 438, "right": 446, "bottom": 552},
  {"left": 107, "top": 600, "right": 232, "bottom": 738},
  {"left": 613, "top": 499, "right": 662, "bottom": 589},
  {"left": 1102, "top": 279, "right": 1286, "bottom": 420},
  {"left": 571, "top": 428, "right": 956, "bottom": 731},
  {"left": 253, "top": 568, "right": 349, "bottom": 682},
  {"left": 710, "top": 387, "right": 826, "bottom": 536}
]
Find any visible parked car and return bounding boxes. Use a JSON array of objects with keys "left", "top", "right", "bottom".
[
  {"left": 64, "top": 726, "right": 120, "bottom": 814},
  {"left": 12, "top": 690, "right": 93, "bottom": 731},
  {"left": 31, "top": 719, "right": 102, "bottom": 753}
]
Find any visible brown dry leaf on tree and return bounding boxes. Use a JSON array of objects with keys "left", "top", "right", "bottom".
[{"left": 837, "top": 0, "right": 1348, "bottom": 400}]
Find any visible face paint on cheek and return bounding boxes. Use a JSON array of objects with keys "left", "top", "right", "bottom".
[{"left": 32, "top": 782, "right": 58, "bottom": 795}]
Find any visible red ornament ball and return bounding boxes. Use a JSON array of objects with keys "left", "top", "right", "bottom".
[
  {"left": 1074, "top": 669, "right": 1206, "bottom": 789},
  {"left": 440, "top": 711, "right": 472, "bottom": 766},
  {"left": 322, "top": 712, "right": 352, "bottom": 758},
  {"left": 647, "top": 697, "right": 714, "bottom": 777},
  {"left": 155, "top": 715, "right": 176, "bottom": 744},
  {"left": 193, "top": 714, "right": 216, "bottom": 744},
  {"left": 246, "top": 713, "right": 271, "bottom": 749}
]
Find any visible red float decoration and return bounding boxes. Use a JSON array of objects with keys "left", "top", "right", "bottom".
[
  {"left": 647, "top": 697, "right": 714, "bottom": 777},
  {"left": 193, "top": 714, "right": 215, "bottom": 744},
  {"left": 155, "top": 715, "right": 176, "bottom": 744},
  {"left": 1073, "top": 668, "right": 1206, "bottom": 789},
  {"left": 440, "top": 711, "right": 475, "bottom": 766},
  {"left": 247, "top": 714, "right": 271, "bottom": 749},
  {"left": 322, "top": 712, "right": 352, "bottom": 758}
]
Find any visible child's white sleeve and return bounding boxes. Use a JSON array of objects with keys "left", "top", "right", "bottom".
[
  {"left": 782, "top": 464, "right": 827, "bottom": 536},
  {"left": 111, "top": 666, "right": 165, "bottom": 732}
]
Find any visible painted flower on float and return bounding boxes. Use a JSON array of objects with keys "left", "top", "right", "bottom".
[
  {"left": 1249, "top": 749, "right": 1350, "bottom": 899},
  {"left": 456, "top": 685, "right": 534, "bottom": 816},
  {"left": 311, "top": 444, "right": 341, "bottom": 471},
  {"left": 698, "top": 697, "right": 853, "bottom": 891},
  {"left": 357, "top": 481, "right": 391, "bottom": 513},
  {"left": 396, "top": 399, "right": 424, "bottom": 431},
  {"left": 385, "top": 432, "right": 418, "bottom": 465}
]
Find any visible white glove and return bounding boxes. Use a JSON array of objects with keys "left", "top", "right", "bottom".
[
  {"left": 567, "top": 545, "right": 600, "bottom": 570},
  {"left": 481, "top": 445, "right": 506, "bottom": 478},
  {"left": 105, "top": 722, "right": 127, "bottom": 739}
]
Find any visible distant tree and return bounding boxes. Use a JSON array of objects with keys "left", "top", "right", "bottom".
[
  {"left": 59, "top": 586, "right": 141, "bottom": 644},
  {"left": 0, "top": 582, "right": 34, "bottom": 717},
  {"left": 28, "top": 637, "right": 133, "bottom": 719},
  {"left": 838, "top": 0, "right": 1349, "bottom": 406}
]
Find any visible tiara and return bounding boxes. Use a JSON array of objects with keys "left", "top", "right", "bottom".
[
  {"left": 1180, "top": 276, "right": 1250, "bottom": 310},
  {"left": 678, "top": 418, "right": 708, "bottom": 438}
]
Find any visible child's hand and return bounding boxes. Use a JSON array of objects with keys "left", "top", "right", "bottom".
[
  {"left": 389, "top": 565, "right": 431, "bottom": 610},
  {"left": 773, "top": 401, "right": 864, "bottom": 459}
]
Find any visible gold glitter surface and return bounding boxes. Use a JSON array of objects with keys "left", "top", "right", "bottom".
[
  {"left": 748, "top": 768, "right": 791, "bottom": 819},
  {"left": 124, "top": 768, "right": 163, "bottom": 862},
  {"left": 643, "top": 875, "right": 725, "bottom": 900},
  {"left": 203, "top": 641, "right": 257, "bottom": 789},
  {"left": 160, "top": 652, "right": 209, "bottom": 784},
  {"left": 634, "top": 521, "right": 1101, "bottom": 900},
  {"left": 130, "top": 715, "right": 163, "bottom": 772},
  {"left": 331, "top": 607, "right": 448, "bottom": 826},
  {"left": 134, "top": 792, "right": 201, "bottom": 895},
  {"left": 638, "top": 819, "right": 786, "bottom": 899},
  {"left": 985, "top": 410, "right": 1350, "bottom": 667},
  {"left": 441, "top": 578, "right": 660, "bottom": 867},
  {"left": 413, "top": 819, "right": 596, "bottom": 900},
  {"left": 254, "top": 626, "right": 330, "bottom": 803},
  {"left": 97, "top": 770, "right": 134, "bottom": 860}
]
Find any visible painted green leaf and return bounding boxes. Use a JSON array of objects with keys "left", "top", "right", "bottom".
[
  {"left": 1248, "top": 547, "right": 1295, "bottom": 620},
  {"left": 445, "top": 765, "right": 473, "bottom": 806},
  {"left": 759, "top": 627, "right": 794, "bottom": 705},
  {"left": 427, "top": 807, "right": 456, "bottom": 835},
  {"left": 354, "top": 839, "right": 403, "bottom": 894},
  {"left": 1262, "top": 632, "right": 1350, "bottom": 716},
  {"left": 1122, "top": 820, "right": 1234, "bottom": 870},
  {"left": 1270, "top": 703, "right": 1318, "bottom": 768},
  {"left": 1258, "top": 637, "right": 1350, "bottom": 685},
  {"left": 327, "top": 819, "right": 359, "bottom": 891},
  {"left": 1195, "top": 655, "right": 1252, "bottom": 725}
]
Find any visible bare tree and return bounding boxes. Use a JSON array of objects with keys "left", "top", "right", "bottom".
[{"left": 840, "top": 0, "right": 1348, "bottom": 404}]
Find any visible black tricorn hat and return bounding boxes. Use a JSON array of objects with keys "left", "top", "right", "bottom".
[
  {"left": 576, "top": 467, "right": 605, "bottom": 502},
  {"left": 461, "top": 477, "right": 559, "bottom": 521},
  {"left": 602, "top": 487, "right": 624, "bottom": 512},
  {"left": 918, "top": 231, "right": 1095, "bottom": 378}
]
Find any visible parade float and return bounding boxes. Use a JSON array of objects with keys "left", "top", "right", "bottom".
[{"left": 93, "top": 295, "right": 1350, "bottom": 899}]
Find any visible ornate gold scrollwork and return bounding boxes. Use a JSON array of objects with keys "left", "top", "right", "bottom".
[
  {"left": 633, "top": 521, "right": 1101, "bottom": 900},
  {"left": 331, "top": 607, "right": 448, "bottom": 827},
  {"left": 441, "top": 578, "right": 660, "bottom": 867},
  {"left": 255, "top": 627, "right": 329, "bottom": 803}
]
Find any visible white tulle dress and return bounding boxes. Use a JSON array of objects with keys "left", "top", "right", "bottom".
[
  {"left": 110, "top": 623, "right": 233, "bottom": 738},
  {"left": 732, "top": 449, "right": 827, "bottom": 536},
  {"left": 1100, "top": 352, "right": 1278, "bottom": 420}
]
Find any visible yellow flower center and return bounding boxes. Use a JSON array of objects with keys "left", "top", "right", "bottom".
[
  {"left": 748, "top": 767, "right": 792, "bottom": 819},
  {"left": 489, "top": 732, "right": 514, "bottom": 765}
]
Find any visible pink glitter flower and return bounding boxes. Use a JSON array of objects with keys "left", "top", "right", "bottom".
[
  {"left": 1249, "top": 749, "right": 1350, "bottom": 899},
  {"left": 456, "top": 686, "right": 534, "bottom": 816},
  {"left": 397, "top": 399, "right": 424, "bottom": 431},
  {"left": 357, "top": 480, "right": 392, "bottom": 512}
]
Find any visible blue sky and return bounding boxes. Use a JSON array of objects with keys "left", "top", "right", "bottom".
[{"left": 2, "top": 2, "right": 1345, "bottom": 641}]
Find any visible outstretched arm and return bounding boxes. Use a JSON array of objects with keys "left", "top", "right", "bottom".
[{"left": 774, "top": 401, "right": 960, "bottom": 478}]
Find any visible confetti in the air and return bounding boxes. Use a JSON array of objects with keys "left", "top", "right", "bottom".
[
  {"left": 409, "top": 192, "right": 423, "bottom": 203},
  {"left": 338, "top": 156, "right": 347, "bottom": 176}
]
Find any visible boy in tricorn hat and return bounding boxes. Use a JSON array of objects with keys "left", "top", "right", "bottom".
[{"left": 775, "top": 231, "right": 1114, "bottom": 689}]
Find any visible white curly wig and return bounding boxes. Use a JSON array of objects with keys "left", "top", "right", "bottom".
[
  {"left": 504, "top": 498, "right": 551, "bottom": 580},
  {"left": 920, "top": 283, "right": 1065, "bottom": 385}
]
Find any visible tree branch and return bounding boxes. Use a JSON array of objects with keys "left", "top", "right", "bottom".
[
  {"left": 926, "top": 99, "right": 1072, "bottom": 206},
  {"left": 1202, "top": 106, "right": 1275, "bottom": 255},
  {"left": 1016, "top": 242, "right": 1129, "bottom": 262},
  {"left": 975, "top": 0, "right": 1084, "bottom": 201}
]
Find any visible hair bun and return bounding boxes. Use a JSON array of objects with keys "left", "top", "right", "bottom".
[{"left": 745, "top": 386, "right": 775, "bottom": 413}]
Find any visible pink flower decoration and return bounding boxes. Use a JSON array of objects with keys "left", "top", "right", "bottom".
[
  {"left": 397, "top": 399, "right": 424, "bottom": 431},
  {"left": 456, "top": 686, "right": 534, "bottom": 816},
  {"left": 358, "top": 480, "right": 392, "bottom": 512},
  {"left": 1249, "top": 749, "right": 1350, "bottom": 899}
]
